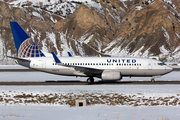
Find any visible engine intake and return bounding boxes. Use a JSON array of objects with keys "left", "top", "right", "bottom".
[{"left": 101, "top": 71, "right": 121, "bottom": 80}]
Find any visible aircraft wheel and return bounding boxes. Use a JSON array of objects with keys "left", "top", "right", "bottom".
[
  {"left": 151, "top": 78, "right": 155, "bottom": 82},
  {"left": 87, "top": 77, "right": 94, "bottom": 84}
]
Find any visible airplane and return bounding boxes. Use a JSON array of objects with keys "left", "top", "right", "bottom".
[{"left": 8, "top": 22, "right": 173, "bottom": 83}]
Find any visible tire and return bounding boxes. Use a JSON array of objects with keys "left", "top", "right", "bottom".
[
  {"left": 87, "top": 78, "right": 91, "bottom": 84},
  {"left": 151, "top": 78, "right": 155, "bottom": 82},
  {"left": 87, "top": 77, "right": 94, "bottom": 84}
]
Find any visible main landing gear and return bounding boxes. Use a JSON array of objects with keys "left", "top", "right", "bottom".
[
  {"left": 151, "top": 78, "right": 155, "bottom": 82},
  {"left": 87, "top": 77, "right": 94, "bottom": 84}
]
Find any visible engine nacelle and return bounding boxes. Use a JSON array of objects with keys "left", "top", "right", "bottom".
[{"left": 101, "top": 71, "right": 121, "bottom": 80}]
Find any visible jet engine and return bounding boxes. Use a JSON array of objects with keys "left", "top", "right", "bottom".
[{"left": 101, "top": 71, "right": 121, "bottom": 80}]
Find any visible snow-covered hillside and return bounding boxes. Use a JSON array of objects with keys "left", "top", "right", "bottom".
[{"left": 1, "top": 0, "right": 180, "bottom": 64}]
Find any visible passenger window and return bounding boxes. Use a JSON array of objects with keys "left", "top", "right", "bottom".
[
  {"left": 129, "top": 64, "right": 131, "bottom": 66},
  {"left": 99, "top": 63, "right": 101, "bottom": 65},
  {"left": 96, "top": 63, "right": 98, "bottom": 65},
  {"left": 93, "top": 63, "right": 95, "bottom": 65},
  {"left": 134, "top": 64, "right": 136, "bottom": 66},
  {"left": 124, "top": 64, "right": 126, "bottom": 66}
]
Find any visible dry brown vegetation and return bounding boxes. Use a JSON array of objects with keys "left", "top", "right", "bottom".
[{"left": 0, "top": 91, "right": 180, "bottom": 107}]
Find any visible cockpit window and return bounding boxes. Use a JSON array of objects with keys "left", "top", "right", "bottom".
[{"left": 158, "top": 62, "right": 166, "bottom": 66}]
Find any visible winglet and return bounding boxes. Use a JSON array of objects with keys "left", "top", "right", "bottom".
[
  {"left": 67, "top": 52, "right": 72, "bottom": 57},
  {"left": 51, "top": 52, "right": 61, "bottom": 63}
]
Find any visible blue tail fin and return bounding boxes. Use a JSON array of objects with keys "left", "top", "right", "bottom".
[{"left": 10, "top": 22, "right": 45, "bottom": 58}]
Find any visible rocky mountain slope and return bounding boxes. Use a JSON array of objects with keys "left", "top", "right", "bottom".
[{"left": 0, "top": 0, "right": 180, "bottom": 64}]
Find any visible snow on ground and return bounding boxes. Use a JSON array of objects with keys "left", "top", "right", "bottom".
[
  {"left": 0, "top": 105, "right": 180, "bottom": 120},
  {"left": 0, "top": 85, "right": 180, "bottom": 98},
  {"left": 0, "top": 71, "right": 90, "bottom": 82},
  {"left": 0, "top": 70, "right": 180, "bottom": 82},
  {"left": 0, "top": 84, "right": 179, "bottom": 95},
  {"left": 1, "top": 65, "right": 180, "bottom": 119},
  {"left": 0, "top": 65, "right": 180, "bottom": 82},
  {"left": 0, "top": 65, "right": 28, "bottom": 69},
  {"left": 135, "top": 6, "right": 143, "bottom": 11},
  {"left": 0, "top": 85, "right": 180, "bottom": 120}
]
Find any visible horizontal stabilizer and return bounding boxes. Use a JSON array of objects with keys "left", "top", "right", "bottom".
[{"left": 7, "top": 56, "right": 31, "bottom": 62}]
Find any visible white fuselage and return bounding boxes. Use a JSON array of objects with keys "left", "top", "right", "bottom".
[{"left": 17, "top": 56, "right": 173, "bottom": 79}]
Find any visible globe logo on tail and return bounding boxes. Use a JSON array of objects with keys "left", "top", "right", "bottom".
[{"left": 18, "top": 38, "right": 45, "bottom": 58}]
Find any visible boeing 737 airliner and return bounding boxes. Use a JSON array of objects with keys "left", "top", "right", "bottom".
[{"left": 8, "top": 22, "right": 173, "bottom": 83}]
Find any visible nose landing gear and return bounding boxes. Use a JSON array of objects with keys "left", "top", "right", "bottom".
[{"left": 87, "top": 77, "right": 94, "bottom": 84}]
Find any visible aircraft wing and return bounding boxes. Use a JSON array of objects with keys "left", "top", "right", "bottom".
[
  {"left": 7, "top": 56, "right": 31, "bottom": 62},
  {"left": 70, "top": 64, "right": 103, "bottom": 75},
  {"left": 51, "top": 52, "right": 103, "bottom": 75}
]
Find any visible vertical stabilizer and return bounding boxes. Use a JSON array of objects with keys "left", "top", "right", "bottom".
[{"left": 10, "top": 22, "right": 45, "bottom": 58}]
